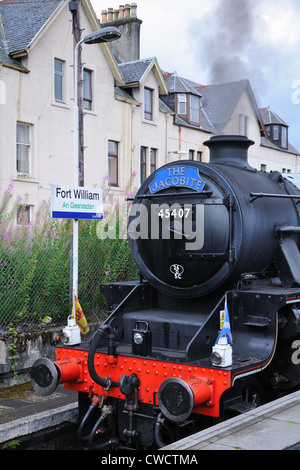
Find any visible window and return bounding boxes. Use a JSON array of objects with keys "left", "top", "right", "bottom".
[
  {"left": 196, "top": 151, "right": 202, "bottom": 162},
  {"left": 83, "top": 69, "right": 92, "bottom": 110},
  {"left": 273, "top": 125, "right": 279, "bottom": 141},
  {"left": 140, "top": 147, "right": 147, "bottom": 184},
  {"left": 177, "top": 94, "right": 200, "bottom": 125},
  {"left": 178, "top": 94, "right": 187, "bottom": 114},
  {"left": 189, "top": 150, "right": 194, "bottom": 160},
  {"left": 108, "top": 140, "right": 118, "bottom": 186},
  {"left": 140, "top": 147, "right": 157, "bottom": 183},
  {"left": 189, "top": 150, "right": 202, "bottom": 161},
  {"left": 190, "top": 95, "right": 200, "bottom": 124},
  {"left": 282, "top": 126, "right": 288, "bottom": 148},
  {"left": 150, "top": 148, "right": 157, "bottom": 174},
  {"left": 144, "top": 88, "right": 153, "bottom": 120},
  {"left": 239, "top": 114, "right": 249, "bottom": 136},
  {"left": 17, "top": 205, "right": 32, "bottom": 225},
  {"left": 268, "top": 124, "right": 288, "bottom": 149},
  {"left": 238, "top": 114, "right": 243, "bottom": 135},
  {"left": 16, "top": 122, "right": 31, "bottom": 175},
  {"left": 54, "top": 59, "right": 64, "bottom": 102},
  {"left": 244, "top": 116, "right": 249, "bottom": 137}
]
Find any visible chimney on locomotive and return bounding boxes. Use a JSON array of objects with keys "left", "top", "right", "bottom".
[{"left": 204, "top": 135, "right": 255, "bottom": 169}]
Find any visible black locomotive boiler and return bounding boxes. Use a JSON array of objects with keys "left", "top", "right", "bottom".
[{"left": 31, "top": 135, "right": 300, "bottom": 449}]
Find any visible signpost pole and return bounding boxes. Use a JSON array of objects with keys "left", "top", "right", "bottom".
[
  {"left": 70, "top": 24, "right": 120, "bottom": 319},
  {"left": 73, "top": 38, "right": 83, "bottom": 305}
]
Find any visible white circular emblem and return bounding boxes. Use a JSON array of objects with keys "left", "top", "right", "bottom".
[{"left": 170, "top": 264, "right": 184, "bottom": 280}]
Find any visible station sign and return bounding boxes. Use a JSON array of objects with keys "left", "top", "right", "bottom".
[{"left": 51, "top": 184, "right": 103, "bottom": 220}]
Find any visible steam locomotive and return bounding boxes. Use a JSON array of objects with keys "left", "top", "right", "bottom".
[{"left": 31, "top": 135, "right": 300, "bottom": 449}]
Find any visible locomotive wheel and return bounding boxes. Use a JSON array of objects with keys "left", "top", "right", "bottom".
[{"left": 220, "top": 376, "right": 265, "bottom": 419}]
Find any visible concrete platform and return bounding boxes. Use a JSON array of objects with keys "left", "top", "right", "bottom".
[
  {"left": 162, "top": 390, "right": 300, "bottom": 451},
  {"left": 0, "top": 383, "right": 78, "bottom": 445}
]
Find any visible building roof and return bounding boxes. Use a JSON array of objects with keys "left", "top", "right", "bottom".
[
  {"left": 0, "top": 1, "right": 297, "bottom": 156},
  {"left": 0, "top": 11, "right": 27, "bottom": 70},
  {"left": 118, "top": 58, "right": 154, "bottom": 84},
  {"left": 118, "top": 57, "right": 168, "bottom": 95},
  {"left": 261, "top": 136, "right": 299, "bottom": 155},
  {"left": 163, "top": 72, "right": 202, "bottom": 97},
  {"left": 199, "top": 79, "right": 259, "bottom": 131},
  {"left": 0, "top": 0, "right": 124, "bottom": 84},
  {"left": 259, "top": 107, "right": 288, "bottom": 127},
  {"left": 114, "top": 86, "right": 139, "bottom": 104},
  {"left": 0, "top": 0, "right": 63, "bottom": 56}
]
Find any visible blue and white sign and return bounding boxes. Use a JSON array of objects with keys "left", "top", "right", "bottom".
[
  {"left": 51, "top": 184, "right": 103, "bottom": 220},
  {"left": 149, "top": 166, "right": 205, "bottom": 194}
]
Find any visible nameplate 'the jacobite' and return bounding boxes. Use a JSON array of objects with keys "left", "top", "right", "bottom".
[{"left": 149, "top": 166, "right": 205, "bottom": 194}]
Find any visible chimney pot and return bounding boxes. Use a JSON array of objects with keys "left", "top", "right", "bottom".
[
  {"left": 124, "top": 4, "right": 130, "bottom": 18},
  {"left": 113, "top": 9, "right": 119, "bottom": 20},
  {"left": 107, "top": 8, "right": 113, "bottom": 21},
  {"left": 101, "top": 10, "right": 107, "bottom": 22},
  {"left": 119, "top": 5, "right": 125, "bottom": 19},
  {"left": 130, "top": 3, "right": 137, "bottom": 17}
]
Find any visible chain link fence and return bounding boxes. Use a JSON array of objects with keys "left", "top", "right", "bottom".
[
  {"left": 0, "top": 234, "right": 138, "bottom": 333},
  {"left": 0, "top": 184, "right": 140, "bottom": 333}
]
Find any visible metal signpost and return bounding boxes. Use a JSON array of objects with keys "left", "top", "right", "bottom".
[{"left": 51, "top": 25, "right": 121, "bottom": 335}]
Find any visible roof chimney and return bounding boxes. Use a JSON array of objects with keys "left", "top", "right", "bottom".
[{"left": 99, "top": 4, "right": 142, "bottom": 63}]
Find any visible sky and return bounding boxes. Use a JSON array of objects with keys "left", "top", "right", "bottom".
[{"left": 91, "top": 0, "right": 300, "bottom": 152}]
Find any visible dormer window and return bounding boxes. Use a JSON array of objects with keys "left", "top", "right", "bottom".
[
  {"left": 260, "top": 108, "right": 289, "bottom": 151},
  {"left": 266, "top": 123, "right": 288, "bottom": 150},
  {"left": 176, "top": 93, "right": 200, "bottom": 126}
]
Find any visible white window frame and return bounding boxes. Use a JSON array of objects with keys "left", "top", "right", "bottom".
[
  {"left": 17, "top": 205, "right": 32, "bottom": 225},
  {"left": 178, "top": 94, "right": 187, "bottom": 114},
  {"left": 54, "top": 58, "right": 64, "bottom": 102},
  {"left": 16, "top": 122, "right": 31, "bottom": 176}
]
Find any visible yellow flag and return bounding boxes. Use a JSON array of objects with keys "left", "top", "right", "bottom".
[{"left": 72, "top": 295, "right": 90, "bottom": 335}]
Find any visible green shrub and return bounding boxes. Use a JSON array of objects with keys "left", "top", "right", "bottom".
[{"left": 0, "top": 181, "right": 138, "bottom": 330}]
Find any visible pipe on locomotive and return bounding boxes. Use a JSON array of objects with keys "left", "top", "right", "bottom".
[{"left": 87, "top": 324, "right": 119, "bottom": 389}]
